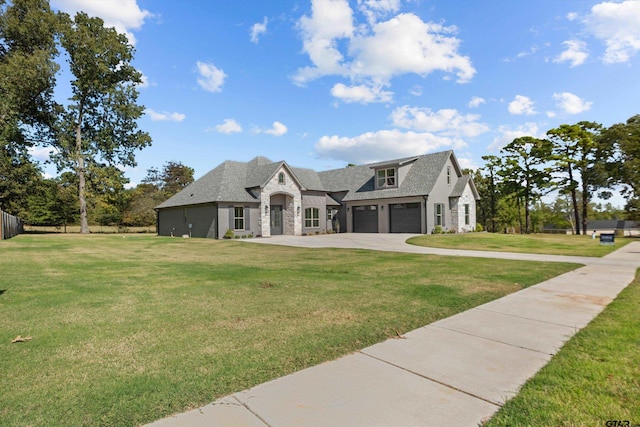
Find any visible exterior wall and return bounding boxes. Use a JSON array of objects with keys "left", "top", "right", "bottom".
[
  {"left": 344, "top": 196, "right": 426, "bottom": 233},
  {"left": 425, "top": 157, "right": 457, "bottom": 233},
  {"left": 158, "top": 203, "right": 217, "bottom": 238},
  {"left": 301, "top": 192, "right": 328, "bottom": 234},
  {"left": 329, "top": 191, "right": 348, "bottom": 233},
  {"left": 218, "top": 204, "right": 259, "bottom": 238},
  {"left": 259, "top": 166, "right": 302, "bottom": 237},
  {"left": 454, "top": 183, "right": 477, "bottom": 232}
]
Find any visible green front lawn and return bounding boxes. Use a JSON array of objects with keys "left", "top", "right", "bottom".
[
  {"left": 408, "top": 232, "right": 633, "bottom": 257},
  {"left": 0, "top": 234, "right": 577, "bottom": 426},
  {"left": 485, "top": 271, "right": 640, "bottom": 426}
]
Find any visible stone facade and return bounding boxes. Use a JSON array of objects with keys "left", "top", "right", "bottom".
[{"left": 259, "top": 166, "right": 302, "bottom": 237}]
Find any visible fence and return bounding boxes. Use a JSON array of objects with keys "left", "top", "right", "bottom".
[{"left": 1, "top": 209, "right": 23, "bottom": 240}]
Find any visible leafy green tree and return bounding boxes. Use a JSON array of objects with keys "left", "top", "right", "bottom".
[
  {"left": 0, "top": 0, "right": 59, "bottom": 148},
  {"left": 478, "top": 155, "right": 503, "bottom": 232},
  {"left": 499, "top": 136, "right": 553, "bottom": 233},
  {"left": 54, "top": 12, "right": 151, "bottom": 233},
  {"left": 601, "top": 114, "right": 640, "bottom": 219},
  {"left": 546, "top": 122, "right": 608, "bottom": 235},
  {"left": 0, "top": 144, "right": 43, "bottom": 216}
]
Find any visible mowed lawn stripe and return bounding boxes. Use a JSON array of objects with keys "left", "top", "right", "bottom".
[{"left": 1, "top": 234, "right": 577, "bottom": 427}]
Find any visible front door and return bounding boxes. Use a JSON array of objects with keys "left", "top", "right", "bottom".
[{"left": 270, "top": 205, "right": 283, "bottom": 235}]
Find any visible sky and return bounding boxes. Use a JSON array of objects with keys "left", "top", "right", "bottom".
[{"left": 40, "top": 0, "right": 640, "bottom": 204}]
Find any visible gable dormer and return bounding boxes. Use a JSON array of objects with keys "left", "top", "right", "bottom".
[{"left": 370, "top": 156, "right": 419, "bottom": 190}]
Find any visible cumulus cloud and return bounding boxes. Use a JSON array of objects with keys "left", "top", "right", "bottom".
[
  {"left": 390, "top": 106, "right": 489, "bottom": 138},
  {"left": 146, "top": 109, "right": 185, "bottom": 122},
  {"left": 28, "top": 146, "right": 57, "bottom": 162},
  {"left": 315, "top": 129, "right": 460, "bottom": 164},
  {"left": 508, "top": 95, "right": 537, "bottom": 115},
  {"left": 585, "top": 0, "right": 640, "bottom": 63},
  {"left": 196, "top": 61, "right": 227, "bottom": 93},
  {"left": 294, "top": 0, "right": 475, "bottom": 103},
  {"left": 488, "top": 123, "right": 543, "bottom": 152},
  {"left": 554, "top": 39, "right": 589, "bottom": 67},
  {"left": 214, "top": 119, "right": 243, "bottom": 134},
  {"left": 51, "top": 0, "right": 152, "bottom": 45},
  {"left": 256, "top": 121, "right": 288, "bottom": 136},
  {"left": 553, "top": 92, "right": 592, "bottom": 114},
  {"left": 468, "top": 96, "right": 485, "bottom": 108},
  {"left": 330, "top": 83, "right": 393, "bottom": 103},
  {"left": 250, "top": 17, "right": 268, "bottom": 43}
]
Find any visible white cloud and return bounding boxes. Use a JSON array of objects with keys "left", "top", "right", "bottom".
[
  {"left": 488, "top": 123, "right": 543, "bottom": 152},
  {"left": 196, "top": 61, "right": 227, "bottom": 93},
  {"left": 358, "top": 0, "right": 401, "bottom": 24},
  {"left": 508, "top": 95, "right": 537, "bottom": 115},
  {"left": 250, "top": 17, "right": 268, "bottom": 43},
  {"left": 330, "top": 83, "right": 393, "bottom": 103},
  {"left": 554, "top": 40, "right": 589, "bottom": 67},
  {"left": 265, "top": 121, "right": 288, "bottom": 136},
  {"left": 28, "top": 146, "right": 57, "bottom": 162},
  {"left": 137, "top": 72, "right": 151, "bottom": 88},
  {"left": 146, "top": 109, "right": 185, "bottom": 122},
  {"left": 567, "top": 12, "right": 579, "bottom": 21},
  {"left": 409, "top": 85, "right": 422, "bottom": 96},
  {"left": 294, "top": 1, "right": 475, "bottom": 103},
  {"left": 585, "top": 0, "right": 640, "bottom": 63},
  {"left": 214, "top": 119, "right": 243, "bottom": 134},
  {"left": 553, "top": 92, "right": 592, "bottom": 114},
  {"left": 51, "top": 0, "right": 151, "bottom": 45},
  {"left": 390, "top": 106, "right": 489, "bottom": 138},
  {"left": 294, "top": 0, "right": 354, "bottom": 84},
  {"left": 468, "top": 96, "right": 485, "bottom": 108},
  {"left": 315, "top": 129, "right": 461, "bottom": 164}
]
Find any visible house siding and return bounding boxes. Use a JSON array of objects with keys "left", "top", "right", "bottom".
[
  {"left": 426, "top": 157, "right": 457, "bottom": 232},
  {"left": 302, "top": 192, "right": 328, "bottom": 234},
  {"left": 158, "top": 203, "right": 217, "bottom": 238}
]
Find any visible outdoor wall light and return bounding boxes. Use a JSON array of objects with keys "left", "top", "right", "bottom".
[
  {"left": 265, "top": 205, "right": 269, "bottom": 214},
  {"left": 297, "top": 206, "right": 301, "bottom": 215}
]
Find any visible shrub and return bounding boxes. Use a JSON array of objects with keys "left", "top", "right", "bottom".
[
  {"left": 433, "top": 225, "right": 443, "bottom": 234},
  {"left": 475, "top": 223, "right": 484, "bottom": 232},
  {"left": 224, "top": 229, "right": 235, "bottom": 239}
]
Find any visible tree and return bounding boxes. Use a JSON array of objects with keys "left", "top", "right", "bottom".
[
  {"left": 546, "top": 122, "right": 608, "bottom": 235},
  {"left": 499, "top": 136, "right": 553, "bottom": 233},
  {"left": 54, "top": 12, "right": 151, "bottom": 233},
  {"left": 0, "top": 143, "right": 43, "bottom": 216},
  {"left": 479, "top": 155, "right": 503, "bottom": 232},
  {"left": 0, "top": 0, "right": 59, "bottom": 148},
  {"left": 142, "top": 161, "right": 195, "bottom": 198},
  {"left": 601, "top": 114, "right": 640, "bottom": 219}
]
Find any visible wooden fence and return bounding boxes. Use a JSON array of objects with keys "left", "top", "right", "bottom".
[{"left": 1, "top": 209, "right": 23, "bottom": 240}]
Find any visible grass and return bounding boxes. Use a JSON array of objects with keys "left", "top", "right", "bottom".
[
  {"left": 485, "top": 271, "right": 640, "bottom": 426},
  {"left": 407, "top": 232, "right": 634, "bottom": 257},
  {"left": 0, "top": 234, "right": 577, "bottom": 427},
  {"left": 24, "top": 224, "right": 156, "bottom": 234}
]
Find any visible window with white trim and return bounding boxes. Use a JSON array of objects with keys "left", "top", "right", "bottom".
[
  {"left": 304, "top": 207, "right": 319, "bottom": 228},
  {"left": 446, "top": 166, "right": 451, "bottom": 185},
  {"left": 464, "top": 204, "right": 470, "bottom": 225},
  {"left": 234, "top": 206, "right": 245, "bottom": 230},
  {"left": 377, "top": 168, "right": 396, "bottom": 188},
  {"left": 435, "top": 203, "right": 444, "bottom": 226}
]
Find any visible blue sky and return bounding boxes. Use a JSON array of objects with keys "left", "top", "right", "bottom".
[{"left": 42, "top": 0, "right": 640, "bottom": 203}]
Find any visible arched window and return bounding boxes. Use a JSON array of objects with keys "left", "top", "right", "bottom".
[{"left": 278, "top": 172, "right": 285, "bottom": 184}]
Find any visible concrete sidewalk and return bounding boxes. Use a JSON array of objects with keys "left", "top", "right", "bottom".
[{"left": 147, "top": 237, "right": 640, "bottom": 427}]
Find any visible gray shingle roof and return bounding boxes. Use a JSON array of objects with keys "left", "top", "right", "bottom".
[
  {"left": 156, "top": 150, "right": 468, "bottom": 209},
  {"left": 319, "top": 150, "right": 453, "bottom": 201}
]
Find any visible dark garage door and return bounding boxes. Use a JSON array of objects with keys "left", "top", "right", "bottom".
[
  {"left": 390, "top": 203, "right": 421, "bottom": 233},
  {"left": 353, "top": 205, "right": 378, "bottom": 233}
]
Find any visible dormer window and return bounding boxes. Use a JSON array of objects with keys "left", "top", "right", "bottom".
[
  {"left": 377, "top": 168, "right": 396, "bottom": 188},
  {"left": 278, "top": 172, "right": 285, "bottom": 185}
]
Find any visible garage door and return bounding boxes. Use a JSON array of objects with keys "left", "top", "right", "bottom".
[
  {"left": 389, "top": 203, "right": 421, "bottom": 233},
  {"left": 353, "top": 205, "right": 378, "bottom": 233}
]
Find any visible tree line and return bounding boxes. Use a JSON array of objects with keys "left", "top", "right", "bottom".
[
  {"left": 1, "top": 0, "right": 149, "bottom": 232},
  {"left": 473, "top": 116, "right": 640, "bottom": 234}
]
